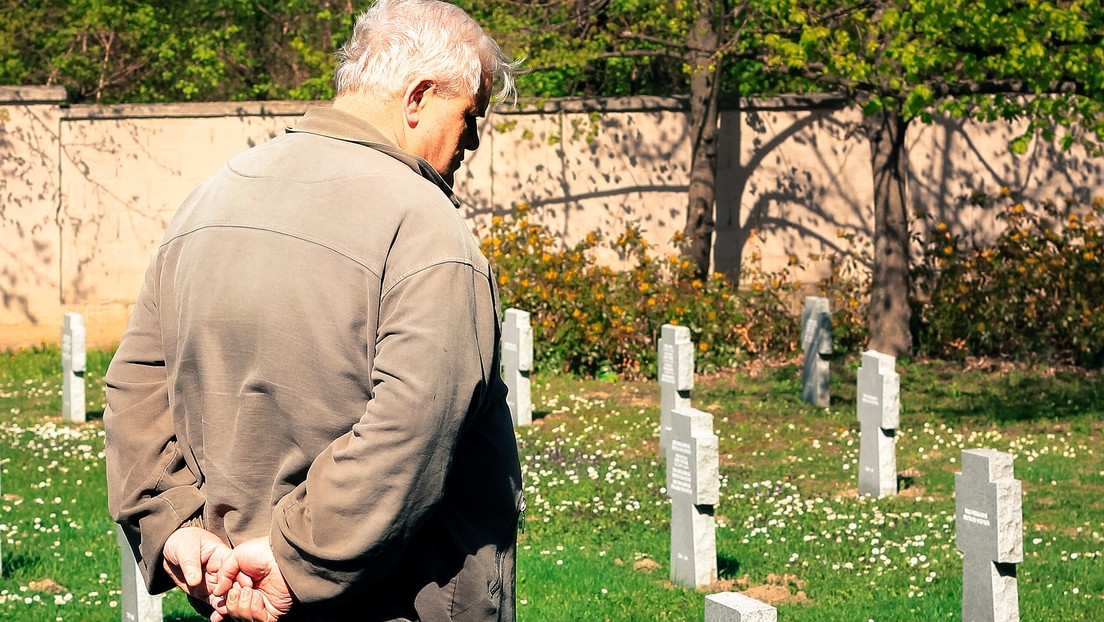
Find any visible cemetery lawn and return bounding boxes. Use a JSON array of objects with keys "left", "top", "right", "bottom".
[{"left": 1, "top": 347, "right": 1102, "bottom": 621}]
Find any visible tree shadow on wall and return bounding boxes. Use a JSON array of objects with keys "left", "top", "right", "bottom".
[
  {"left": 712, "top": 100, "right": 1103, "bottom": 290},
  {"left": 456, "top": 98, "right": 693, "bottom": 249},
  {"left": 713, "top": 102, "right": 869, "bottom": 281},
  {"left": 910, "top": 114, "right": 1103, "bottom": 245},
  {"left": 0, "top": 106, "right": 59, "bottom": 326}
]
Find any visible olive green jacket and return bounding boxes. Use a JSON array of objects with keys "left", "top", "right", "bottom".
[{"left": 105, "top": 107, "right": 523, "bottom": 621}]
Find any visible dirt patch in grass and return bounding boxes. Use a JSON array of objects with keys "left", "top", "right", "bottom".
[
  {"left": 573, "top": 382, "right": 657, "bottom": 409},
  {"left": 834, "top": 483, "right": 944, "bottom": 502},
  {"left": 28, "top": 579, "right": 67, "bottom": 594},
  {"left": 704, "top": 572, "right": 810, "bottom": 605}
]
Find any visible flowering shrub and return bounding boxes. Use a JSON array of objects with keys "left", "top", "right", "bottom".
[
  {"left": 913, "top": 193, "right": 1104, "bottom": 366},
  {"left": 482, "top": 205, "right": 799, "bottom": 378}
]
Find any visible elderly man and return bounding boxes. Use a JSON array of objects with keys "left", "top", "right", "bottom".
[{"left": 104, "top": 1, "right": 523, "bottom": 620}]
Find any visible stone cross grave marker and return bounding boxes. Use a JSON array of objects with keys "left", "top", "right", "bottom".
[
  {"left": 62, "top": 312, "right": 87, "bottom": 423},
  {"left": 658, "top": 324, "right": 694, "bottom": 458},
  {"left": 955, "top": 449, "right": 1023, "bottom": 622},
  {"left": 667, "top": 406, "right": 719, "bottom": 588},
  {"left": 856, "top": 350, "right": 900, "bottom": 497},
  {"left": 800, "top": 296, "right": 831, "bottom": 407},
  {"left": 705, "top": 592, "right": 778, "bottom": 622},
  {"left": 117, "top": 526, "right": 163, "bottom": 622},
  {"left": 502, "top": 308, "right": 533, "bottom": 426}
]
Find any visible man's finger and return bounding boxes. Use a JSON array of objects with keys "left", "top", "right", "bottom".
[
  {"left": 213, "top": 554, "right": 242, "bottom": 597},
  {"left": 181, "top": 559, "right": 203, "bottom": 587}
]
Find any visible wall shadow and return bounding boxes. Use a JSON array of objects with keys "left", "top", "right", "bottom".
[{"left": 714, "top": 103, "right": 870, "bottom": 281}]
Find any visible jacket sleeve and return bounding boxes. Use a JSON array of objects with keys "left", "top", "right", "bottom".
[
  {"left": 104, "top": 256, "right": 206, "bottom": 594},
  {"left": 269, "top": 257, "right": 493, "bottom": 604}
]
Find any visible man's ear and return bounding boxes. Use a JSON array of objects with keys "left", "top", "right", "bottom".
[{"left": 403, "top": 79, "right": 435, "bottom": 128}]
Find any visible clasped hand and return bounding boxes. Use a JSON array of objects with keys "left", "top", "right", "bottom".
[{"left": 162, "top": 527, "right": 294, "bottom": 622}]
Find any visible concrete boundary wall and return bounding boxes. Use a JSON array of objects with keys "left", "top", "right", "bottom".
[{"left": 2, "top": 86, "right": 1102, "bottom": 349}]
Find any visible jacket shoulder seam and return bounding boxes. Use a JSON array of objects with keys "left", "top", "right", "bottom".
[
  {"left": 161, "top": 224, "right": 383, "bottom": 280},
  {"left": 381, "top": 257, "right": 486, "bottom": 299}
]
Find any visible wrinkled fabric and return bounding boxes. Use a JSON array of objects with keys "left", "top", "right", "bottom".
[{"left": 105, "top": 107, "right": 522, "bottom": 621}]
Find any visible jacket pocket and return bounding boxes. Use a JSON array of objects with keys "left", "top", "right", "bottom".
[{"left": 447, "top": 545, "right": 499, "bottom": 621}]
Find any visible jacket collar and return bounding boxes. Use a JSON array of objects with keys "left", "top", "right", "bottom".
[{"left": 287, "top": 107, "right": 460, "bottom": 208}]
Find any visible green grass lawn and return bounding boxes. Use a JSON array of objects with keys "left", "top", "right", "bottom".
[{"left": 1, "top": 346, "right": 1102, "bottom": 620}]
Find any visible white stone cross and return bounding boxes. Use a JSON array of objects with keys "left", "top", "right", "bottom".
[
  {"left": 502, "top": 308, "right": 533, "bottom": 427},
  {"left": 955, "top": 449, "right": 1023, "bottom": 622},
  {"left": 116, "top": 526, "right": 163, "bottom": 622},
  {"left": 658, "top": 324, "right": 694, "bottom": 458},
  {"left": 800, "top": 297, "right": 831, "bottom": 407},
  {"left": 667, "top": 406, "right": 719, "bottom": 588},
  {"left": 62, "top": 312, "right": 87, "bottom": 423},
  {"left": 705, "top": 592, "right": 777, "bottom": 621},
  {"left": 856, "top": 350, "right": 899, "bottom": 497}
]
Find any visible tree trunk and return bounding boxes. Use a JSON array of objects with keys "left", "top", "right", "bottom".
[
  {"left": 683, "top": 1, "right": 721, "bottom": 278},
  {"left": 864, "top": 107, "right": 913, "bottom": 356}
]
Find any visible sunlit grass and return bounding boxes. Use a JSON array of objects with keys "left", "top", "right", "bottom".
[{"left": 1, "top": 348, "right": 1101, "bottom": 620}]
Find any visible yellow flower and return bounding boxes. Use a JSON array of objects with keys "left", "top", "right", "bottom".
[
  {"left": 638, "top": 282, "right": 650, "bottom": 292},
  {"left": 943, "top": 246, "right": 954, "bottom": 255},
  {"left": 936, "top": 221, "right": 949, "bottom": 231},
  {"left": 491, "top": 215, "right": 503, "bottom": 226},
  {"left": 498, "top": 274, "right": 509, "bottom": 285},
  {"left": 1084, "top": 251, "right": 1096, "bottom": 261},
  {"left": 1013, "top": 203, "right": 1025, "bottom": 214},
  {"left": 698, "top": 341, "right": 709, "bottom": 352},
  {"left": 692, "top": 279, "right": 703, "bottom": 289}
]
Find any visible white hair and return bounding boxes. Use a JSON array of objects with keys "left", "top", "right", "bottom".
[{"left": 334, "top": 0, "right": 517, "bottom": 103}]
